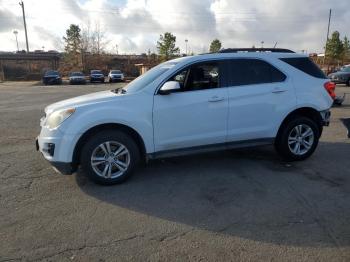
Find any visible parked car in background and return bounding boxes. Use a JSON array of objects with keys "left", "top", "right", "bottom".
[
  {"left": 328, "top": 66, "right": 350, "bottom": 86},
  {"left": 42, "top": 70, "right": 62, "bottom": 85},
  {"left": 108, "top": 70, "right": 125, "bottom": 82},
  {"left": 69, "top": 72, "right": 86, "bottom": 85},
  {"left": 90, "top": 70, "right": 105, "bottom": 83}
]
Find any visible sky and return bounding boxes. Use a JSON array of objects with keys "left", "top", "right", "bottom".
[{"left": 0, "top": 0, "right": 349, "bottom": 54}]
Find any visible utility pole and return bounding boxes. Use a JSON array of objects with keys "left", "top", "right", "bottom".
[
  {"left": 19, "top": 0, "right": 29, "bottom": 53},
  {"left": 324, "top": 9, "right": 332, "bottom": 65},
  {"left": 185, "top": 39, "right": 188, "bottom": 55}
]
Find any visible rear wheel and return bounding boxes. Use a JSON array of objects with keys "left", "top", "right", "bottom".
[
  {"left": 80, "top": 130, "right": 140, "bottom": 185},
  {"left": 275, "top": 117, "right": 320, "bottom": 161},
  {"left": 346, "top": 78, "right": 350, "bottom": 87}
]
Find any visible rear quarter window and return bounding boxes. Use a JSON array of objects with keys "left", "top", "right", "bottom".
[{"left": 280, "top": 57, "right": 327, "bottom": 79}]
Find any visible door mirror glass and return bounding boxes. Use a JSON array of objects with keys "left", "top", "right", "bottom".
[{"left": 159, "top": 81, "right": 181, "bottom": 95}]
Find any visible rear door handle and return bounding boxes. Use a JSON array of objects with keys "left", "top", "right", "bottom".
[
  {"left": 272, "top": 87, "right": 287, "bottom": 94},
  {"left": 208, "top": 96, "right": 225, "bottom": 102}
]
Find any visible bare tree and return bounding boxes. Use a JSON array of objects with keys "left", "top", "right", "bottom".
[
  {"left": 81, "top": 22, "right": 92, "bottom": 53},
  {"left": 91, "top": 22, "right": 109, "bottom": 55}
]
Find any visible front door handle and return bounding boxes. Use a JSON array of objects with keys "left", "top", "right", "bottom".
[
  {"left": 272, "top": 87, "right": 287, "bottom": 94},
  {"left": 208, "top": 96, "right": 225, "bottom": 102}
]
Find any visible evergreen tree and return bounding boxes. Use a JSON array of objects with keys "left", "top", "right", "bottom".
[
  {"left": 209, "top": 39, "right": 222, "bottom": 53},
  {"left": 342, "top": 36, "right": 350, "bottom": 62},
  {"left": 157, "top": 32, "right": 180, "bottom": 61},
  {"left": 63, "top": 24, "right": 82, "bottom": 69},
  {"left": 325, "top": 31, "right": 344, "bottom": 63}
]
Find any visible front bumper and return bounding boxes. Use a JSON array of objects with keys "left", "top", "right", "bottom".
[
  {"left": 331, "top": 79, "right": 345, "bottom": 84},
  {"left": 36, "top": 137, "right": 74, "bottom": 175},
  {"left": 110, "top": 76, "right": 124, "bottom": 81},
  {"left": 90, "top": 76, "right": 105, "bottom": 82},
  {"left": 70, "top": 78, "right": 86, "bottom": 84}
]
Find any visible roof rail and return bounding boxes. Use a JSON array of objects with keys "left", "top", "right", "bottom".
[{"left": 218, "top": 48, "right": 295, "bottom": 53}]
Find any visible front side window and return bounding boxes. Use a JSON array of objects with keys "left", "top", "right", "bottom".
[
  {"left": 168, "top": 62, "right": 220, "bottom": 92},
  {"left": 222, "top": 59, "right": 286, "bottom": 87}
]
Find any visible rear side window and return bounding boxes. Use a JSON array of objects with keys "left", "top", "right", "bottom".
[
  {"left": 221, "top": 59, "right": 286, "bottom": 87},
  {"left": 280, "top": 57, "right": 327, "bottom": 79}
]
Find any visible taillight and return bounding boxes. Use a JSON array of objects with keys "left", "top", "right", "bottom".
[{"left": 324, "top": 81, "right": 336, "bottom": 100}]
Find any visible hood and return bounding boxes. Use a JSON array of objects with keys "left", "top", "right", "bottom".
[
  {"left": 44, "top": 75, "right": 60, "bottom": 78},
  {"left": 70, "top": 76, "right": 85, "bottom": 79},
  {"left": 45, "top": 90, "right": 119, "bottom": 115}
]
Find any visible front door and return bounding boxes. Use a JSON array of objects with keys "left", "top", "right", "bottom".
[{"left": 153, "top": 61, "right": 228, "bottom": 152}]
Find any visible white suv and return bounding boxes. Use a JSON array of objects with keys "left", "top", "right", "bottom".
[
  {"left": 108, "top": 70, "right": 125, "bottom": 82},
  {"left": 36, "top": 48, "right": 333, "bottom": 185}
]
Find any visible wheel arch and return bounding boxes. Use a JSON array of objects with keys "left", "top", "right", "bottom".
[
  {"left": 276, "top": 107, "right": 323, "bottom": 141},
  {"left": 72, "top": 123, "right": 147, "bottom": 168}
]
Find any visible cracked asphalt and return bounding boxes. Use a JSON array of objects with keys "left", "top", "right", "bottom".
[{"left": 0, "top": 81, "right": 350, "bottom": 261}]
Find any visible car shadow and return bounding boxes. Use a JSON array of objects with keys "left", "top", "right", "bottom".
[{"left": 75, "top": 142, "right": 350, "bottom": 247}]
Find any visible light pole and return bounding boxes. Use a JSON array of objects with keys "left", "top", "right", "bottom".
[
  {"left": 185, "top": 39, "right": 188, "bottom": 55},
  {"left": 13, "top": 30, "right": 19, "bottom": 52},
  {"left": 19, "top": 1, "right": 29, "bottom": 52},
  {"left": 261, "top": 41, "right": 264, "bottom": 48}
]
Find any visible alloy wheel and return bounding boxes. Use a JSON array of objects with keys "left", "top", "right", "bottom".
[
  {"left": 287, "top": 124, "right": 314, "bottom": 156},
  {"left": 90, "top": 141, "right": 130, "bottom": 179}
]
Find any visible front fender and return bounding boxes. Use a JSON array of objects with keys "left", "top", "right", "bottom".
[{"left": 58, "top": 98, "right": 154, "bottom": 162}]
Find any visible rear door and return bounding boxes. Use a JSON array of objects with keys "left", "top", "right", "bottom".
[{"left": 222, "top": 58, "right": 296, "bottom": 142}]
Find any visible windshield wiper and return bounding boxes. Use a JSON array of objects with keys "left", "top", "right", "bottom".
[{"left": 111, "top": 87, "right": 127, "bottom": 94}]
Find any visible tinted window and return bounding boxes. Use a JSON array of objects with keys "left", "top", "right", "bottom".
[
  {"left": 280, "top": 57, "right": 327, "bottom": 79},
  {"left": 169, "top": 62, "right": 219, "bottom": 92},
  {"left": 111, "top": 70, "right": 122, "bottom": 74},
  {"left": 222, "top": 59, "right": 286, "bottom": 87},
  {"left": 91, "top": 70, "right": 102, "bottom": 74}
]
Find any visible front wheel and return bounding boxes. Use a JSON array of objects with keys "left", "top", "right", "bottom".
[
  {"left": 80, "top": 130, "right": 140, "bottom": 185},
  {"left": 275, "top": 117, "right": 320, "bottom": 161}
]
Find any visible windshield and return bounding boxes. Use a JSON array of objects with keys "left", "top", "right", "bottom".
[
  {"left": 111, "top": 70, "right": 121, "bottom": 74},
  {"left": 45, "top": 70, "right": 59, "bottom": 76},
  {"left": 71, "top": 72, "right": 84, "bottom": 76},
  {"left": 340, "top": 67, "right": 350, "bottom": 72},
  {"left": 91, "top": 70, "right": 102, "bottom": 74},
  {"left": 124, "top": 61, "right": 178, "bottom": 93}
]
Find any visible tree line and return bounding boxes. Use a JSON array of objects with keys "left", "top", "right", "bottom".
[
  {"left": 63, "top": 23, "right": 349, "bottom": 70},
  {"left": 62, "top": 24, "right": 223, "bottom": 68}
]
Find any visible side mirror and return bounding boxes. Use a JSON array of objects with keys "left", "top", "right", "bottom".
[{"left": 158, "top": 81, "right": 181, "bottom": 95}]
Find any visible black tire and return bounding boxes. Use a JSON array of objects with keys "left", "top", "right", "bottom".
[
  {"left": 346, "top": 78, "right": 350, "bottom": 87},
  {"left": 80, "top": 130, "right": 140, "bottom": 185},
  {"left": 275, "top": 117, "right": 320, "bottom": 161}
]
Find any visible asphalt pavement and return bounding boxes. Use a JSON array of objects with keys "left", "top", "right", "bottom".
[{"left": 0, "top": 81, "right": 349, "bottom": 261}]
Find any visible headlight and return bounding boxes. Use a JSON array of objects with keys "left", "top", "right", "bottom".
[{"left": 46, "top": 108, "right": 75, "bottom": 129}]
